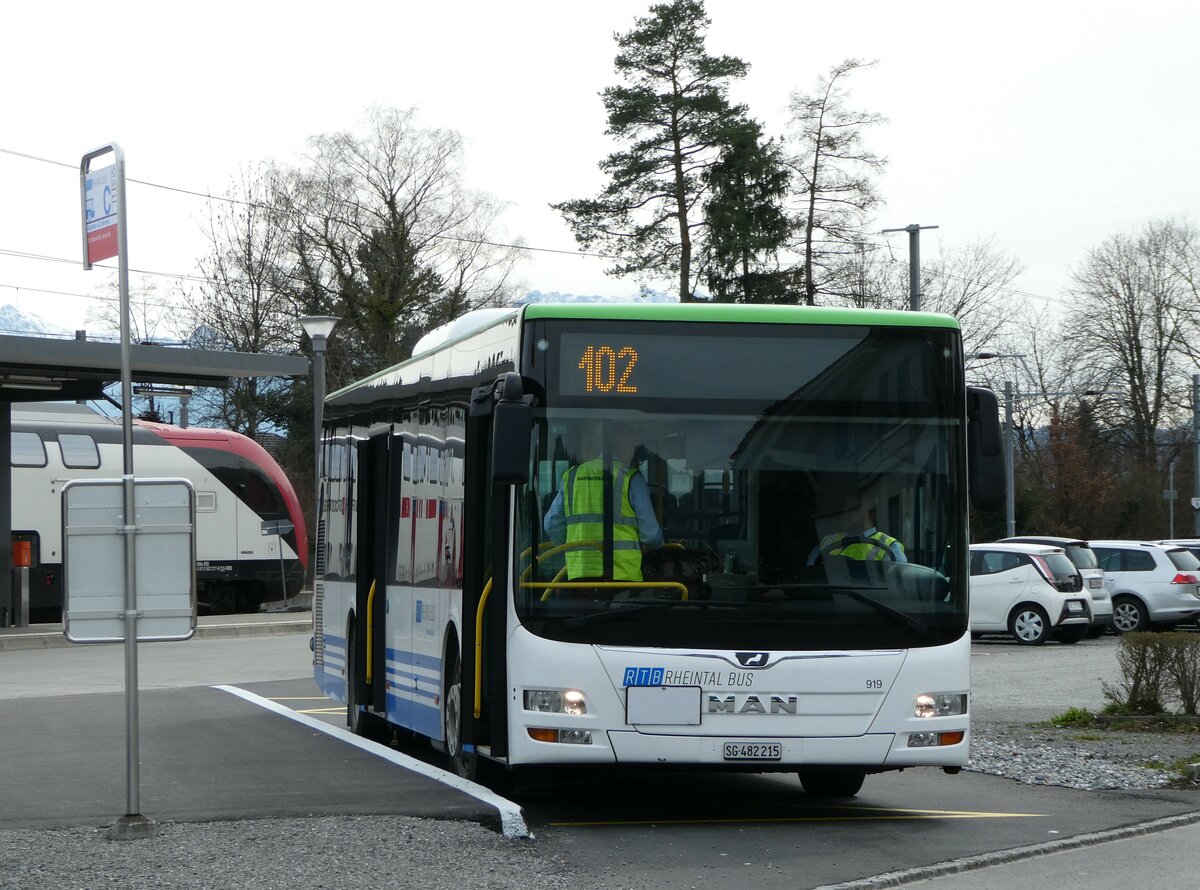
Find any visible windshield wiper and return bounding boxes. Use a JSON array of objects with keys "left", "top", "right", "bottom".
[
  {"left": 827, "top": 587, "right": 929, "bottom": 635},
  {"left": 560, "top": 601, "right": 719, "bottom": 628}
]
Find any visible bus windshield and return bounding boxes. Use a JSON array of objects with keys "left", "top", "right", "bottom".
[{"left": 513, "top": 318, "right": 967, "bottom": 652}]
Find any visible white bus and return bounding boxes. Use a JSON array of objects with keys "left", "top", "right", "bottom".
[{"left": 312, "top": 303, "right": 1004, "bottom": 795}]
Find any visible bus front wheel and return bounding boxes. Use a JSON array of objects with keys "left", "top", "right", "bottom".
[
  {"left": 798, "top": 769, "right": 865, "bottom": 798},
  {"left": 445, "top": 656, "right": 477, "bottom": 781}
]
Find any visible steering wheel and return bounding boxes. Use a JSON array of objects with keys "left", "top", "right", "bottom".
[{"left": 817, "top": 538, "right": 894, "bottom": 565}]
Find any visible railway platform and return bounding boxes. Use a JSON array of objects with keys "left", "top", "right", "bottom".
[{"left": 0, "top": 598, "right": 311, "bottom": 650}]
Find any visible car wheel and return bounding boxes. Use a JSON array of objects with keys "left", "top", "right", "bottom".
[
  {"left": 798, "top": 769, "right": 865, "bottom": 797},
  {"left": 1008, "top": 604, "right": 1049, "bottom": 645},
  {"left": 1111, "top": 596, "right": 1149, "bottom": 634},
  {"left": 1052, "top": 625, "right": 1087, "bottom": 644}
]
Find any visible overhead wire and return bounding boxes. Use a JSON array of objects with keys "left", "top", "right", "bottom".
[{"left": 1, "top": 143, "right": 1070, "bottom": 312}]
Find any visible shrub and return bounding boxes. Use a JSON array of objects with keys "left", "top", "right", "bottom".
[
  {"left": 1162, "top": 633, "right": 1200, "bottom": 715},
  {"left": 1051, "top": 707, "right": 1095, "bottom": 727},
  {"left": 1102, "top": 632, "right": 1168, "bottom": 714}
]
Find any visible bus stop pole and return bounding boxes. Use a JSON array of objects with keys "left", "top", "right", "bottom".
[
  {"left": 114, "top": 145, "right": 146, "bottom": 830},
  {"left": 82, "top": 142, "right": 153, "bottom": 839}
]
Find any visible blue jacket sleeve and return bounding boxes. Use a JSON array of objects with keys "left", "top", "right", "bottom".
[
  {"left": 627, "top": 472, "right": 664, "bottom": 549},
  {"left": 544, "top": 489, "right": 566, "bottom": 543}
]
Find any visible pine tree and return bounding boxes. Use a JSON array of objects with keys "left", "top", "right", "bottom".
[
  {"left": 703, "top": 119, "right": 795, "bottom": 302},
  {"left": 554, "top": 0, "right": 769, "bottom": 301}
]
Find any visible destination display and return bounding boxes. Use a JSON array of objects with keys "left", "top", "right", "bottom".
[{"left": 555, "top": 329, "right": 873, "bottom": 402}]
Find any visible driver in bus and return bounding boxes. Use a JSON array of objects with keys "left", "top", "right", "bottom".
[
  {"left": 806, "top": 495, "right": 907, "bottom": 566},
  {"left": 543, "top": 421, "right": 664, "bottom": 581}
]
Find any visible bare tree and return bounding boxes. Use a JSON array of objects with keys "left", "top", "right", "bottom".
[
  {"left": 1063, "top": 218, "right": 1200, "bottom": 465},
  {"left": 278, "top": 106, "right": 523, "bottom": 384},
  {"left": 785, "top": 59, "right": 886, "bottom": 305},
  {"left": 186, "top": 163, "right": 297, "bottom": 437},
  {"left": 831, "top": 237, "right": 1022, "bottom": 360},
  {"left": 921, "top": 238, "right": 1022, "bottom": 360},
  {"left": 85, "top": 278, "right": 184, "bottom": 344}
]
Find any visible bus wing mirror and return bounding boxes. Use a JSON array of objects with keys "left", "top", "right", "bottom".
[
  {"left": 967, "top": 386, "right": 1006, "bottom": 511},
  {"left": 492, "top": 371, "right": 531, "bottom": 485}
]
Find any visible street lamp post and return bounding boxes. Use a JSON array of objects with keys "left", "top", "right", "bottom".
[
  {"left": 299, "top": 316, "right": 340, "bottom": 489},
  {"left": 1004, "top": 380, "right": 1015, "bottom": 537}
]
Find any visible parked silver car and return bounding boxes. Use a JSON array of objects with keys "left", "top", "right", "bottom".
[
  {"left": 969, "top": 543, "right": 1092, "bottom": 645},
  {"left": 997, "top": 535, "right": 1113, "bottom": 636},
  {"left": 1089, "top": 541, "right": 1200, "bottom": 633}
]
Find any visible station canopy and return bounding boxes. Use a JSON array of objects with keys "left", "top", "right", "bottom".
[{"left": 0, "top": 334, "right": 309, "bottom": 402}]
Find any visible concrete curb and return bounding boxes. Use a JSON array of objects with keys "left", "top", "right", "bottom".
[{"left": 0, "top": 613, "right": 311, "bottom": 651}]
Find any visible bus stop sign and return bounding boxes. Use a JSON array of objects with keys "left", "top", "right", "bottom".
[
  {"left": 261, "top": 519, "right": 294, "bottom": 536},
  {"left": 62, "top": 478, "right": 197, "bottom": 643}
]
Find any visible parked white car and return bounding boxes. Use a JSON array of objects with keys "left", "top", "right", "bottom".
[
  {"left": 969, "top": 543, "right": 1092, "bottom": 645},
  {"left": 1089, "top": 541, "right": 1200, "bottom": 633},
  {"left": 997, "top": 535, "right": 1113, "bottom": 637}
]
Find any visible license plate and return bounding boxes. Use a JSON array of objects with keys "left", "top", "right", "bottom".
[
  {"left": 1067, "top": 601, "right": 1085, "bottom": 612},
  {"left": 723, "top": 741, "right": 782, "bottom": 761},
  {"left": 1089, "top": 578, "right": 1103, "bottom": 589}
]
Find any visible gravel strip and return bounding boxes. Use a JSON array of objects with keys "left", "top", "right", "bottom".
[
  {"left": 968, "top": 719, "right": 1200, "bottom": 790},
  {"left": 0, "top": 815, "right": 601, "bottom": 890}
]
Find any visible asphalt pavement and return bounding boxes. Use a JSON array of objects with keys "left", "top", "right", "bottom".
[
  {"left": 0, "top": 603, "right": 527, "bottom": 838},
  {"left": 3, "top": 611, "right": 1200, "bottom": 887}
]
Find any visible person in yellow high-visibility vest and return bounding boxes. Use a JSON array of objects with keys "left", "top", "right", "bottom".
[
  {"left": 806, "top": 497, "right": 906, "bottom": 566},
  {"left": 543, "top": 422, "right": 663, "bottom": 581}
]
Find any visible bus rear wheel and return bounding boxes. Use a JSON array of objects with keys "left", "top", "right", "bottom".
[
  {"left": 798, "top": 769, "right": 865, "bottom": 798},
  {"left": 346, "top": 622, "right": 365, "bottom": 734},
  {"left": 444, "top": 656, "right": 477, "bottom": 781}
]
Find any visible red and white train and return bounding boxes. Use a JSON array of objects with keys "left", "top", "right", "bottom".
[{"left": 10, "top": 402, "right": 308, "bottom": 619}]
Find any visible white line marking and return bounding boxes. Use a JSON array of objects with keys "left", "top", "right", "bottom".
[{"left": 213, "top": 684, "right": 530, "bottom": 839}]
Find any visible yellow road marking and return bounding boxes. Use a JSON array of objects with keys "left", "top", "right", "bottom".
[
  {"left": 269, "top": 697, "right": 331, "bottom": 701},
  {"left": 296, "top": 707, "right": 345, "bottom": 715}
]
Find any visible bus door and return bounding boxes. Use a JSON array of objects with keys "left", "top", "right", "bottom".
[
  {"left": 389, "top": 428, "right": 414, "bottom": 729},
  {"left": 460, "top": 383, "right": 511, "bottom": 765},
  {"left": 352, "top": 430, "right": 391, "bottom": 722}
]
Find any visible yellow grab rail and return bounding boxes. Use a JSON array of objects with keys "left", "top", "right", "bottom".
[
  {"left": 473, "top": 577, "right": 493, "bottom": 719},
  {"left": 525, "top": 580, "right": 689, "bottom": 600},
  {"left": 475, "top": 541, "right": 690, "bottom": 715},
  {"left": 365, "top": 579, "right": 377, "bottom": 685}
]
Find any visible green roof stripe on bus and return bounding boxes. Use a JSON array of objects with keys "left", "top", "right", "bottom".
[
  {"left": 325, "top": 302, "right": 960, "bottom": 401},
  {"left": 520, "top": 302, "right": 960, "bottom": 329}
]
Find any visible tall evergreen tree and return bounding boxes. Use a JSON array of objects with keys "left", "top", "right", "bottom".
[
  {"left": 703, "top": 120, "right": 794, "bottom": 302},
  {"left": 553, "top": 0, "right": 763, "bottom": 301}
]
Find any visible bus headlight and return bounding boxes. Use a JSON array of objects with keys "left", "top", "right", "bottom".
[
  {"left": 524, "top": 689, "right": 588, "bottom": 715},
  {"left": 914, "top": 693, "right": 967, "bottom": 718}
]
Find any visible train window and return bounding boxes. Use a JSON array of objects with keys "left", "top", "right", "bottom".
[
  {"left": 196, "top": 491, "right": 217, "bottom": 512},
  {"left": 242, "top": 468, "right": 282, "bottom": 516},
  {"left": 11, "top": 432, "right": 46, "bottom": 467},
  {"left": 58, "top": 433, "right": 100, "bottom": 469}
]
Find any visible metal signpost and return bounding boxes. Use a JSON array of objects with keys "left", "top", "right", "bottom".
[
  {"left": 79, "top": 143, "right": 163, "bottom": 839},
  {"left": 261, "top": 518, "right": 295, "bottom": 603}
]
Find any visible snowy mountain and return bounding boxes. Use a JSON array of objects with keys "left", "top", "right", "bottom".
[
  {"left": 518, "top": 289, "right": 681, "bottom": 304},
  {"left": 0, "top": 304, "right": 73, "bottom": 338}
]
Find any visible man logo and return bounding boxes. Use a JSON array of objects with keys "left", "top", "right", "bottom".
[{"left": 736, "top": 652, "right": 769, "bottom": 668}]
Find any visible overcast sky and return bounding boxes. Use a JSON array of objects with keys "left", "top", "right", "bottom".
[{"left": 2, "top": 0, "right": 1196, "bottom": 335}]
